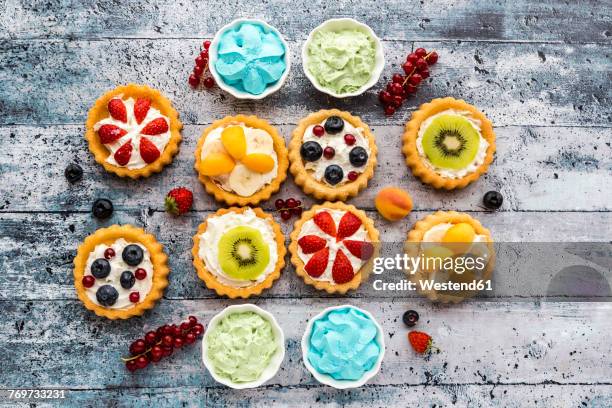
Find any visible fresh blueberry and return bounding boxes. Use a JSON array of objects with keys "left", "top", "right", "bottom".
[
  {"left": 96, "top": 285, "right": 118, "bottom": 307},
  {"left": 324, "top": 116, "right": 344, "bottom": 134},
  {"left": 120, "top": 271, "right": 136, "bottom": 289},
  {"left": 90, "top": 258, "right": 111, "bottom": 279},
  {"left": 64, "top": 163, "right": 83, "bottom": 183},
  {"left": 483, "top": 191, "right": 503, "bottom": 210},
  {"left": 122, "top": 244, "right": 144, "bottom": 266},
  {"left": 402, "top": 310, "right": 419, "bottom": 327},
  {"left": 92, "top": 198, "right": 113, "bottom": 220},
  {"left": 300, "top": 141, "right": 323, "bottom": 162},
  {"left": 324, "top": 165, "right": 344, "bottom": 185},
  {"left": 349, "top": 146, "right": 368, "bottom": 167}
]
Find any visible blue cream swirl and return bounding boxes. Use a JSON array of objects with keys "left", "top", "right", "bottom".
[
  {"left": 214, "top": 22, "right": 286, "bottom": 95},
  {"left": 307, "top": 306, "right": 381, "bottom": 381}
]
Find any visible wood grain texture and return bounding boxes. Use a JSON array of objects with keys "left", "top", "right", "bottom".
[
  {"left": 1, "top": 0, "right": 611, "bottom": 406},
  {"left": 0, "top": 40, "right": 610, "bottom": 127}
]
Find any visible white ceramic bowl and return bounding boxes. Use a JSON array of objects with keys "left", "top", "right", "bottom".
[
  {"left": 202, "top": 304, "right": 286, "bottom": 389},
  {"left": 208, "top": 18, "right": 291, "bottom": 100},
  {"left": 302, "top": 18, "right": 385, "bottom": 98},
  {"left": 301, "top": 304, "right": 385, "bottom": 389}
]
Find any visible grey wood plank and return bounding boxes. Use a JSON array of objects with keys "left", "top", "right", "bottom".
[
  {"left": 1, "top": 40, "right": 610, "bottom": 127},
  {"left": 2, "top": 384, "right": 610, "bottom": 408},
  {"left": 1, "top": 125, "right": 610, "bottom": 213},
  {"left": 1, "top": 0, "right": 610, "bottom": 43},
  {"left": 0, "top": 211, "right": 610, "bottom": 301},
  {"left": 1, "top": 299, "right": 611, "bottom": 389}
]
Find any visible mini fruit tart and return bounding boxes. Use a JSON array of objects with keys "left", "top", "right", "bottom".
[
  {"left": 73, "top": 225, "right": 169, "bottom": 319},
  {"left": 289, "top": 110, "right": 377, "bottom": 201},
  {"left": 289, "top": 202, "right": 379, "bottom": 294},
  {"left": 85, "top": 84, "right": 182, "bottom": 178},
  {"left": 192, "top": 207, "right": 286, "bottom": 298},
  {"left": 402, "top": 97, "right": 496, "bottom": 189},
  {"left": 195, "top": 115, "right": 288, "bottom": 206},
  {"left": 404, "top": 211, "right": 495, "bottom": 303}
]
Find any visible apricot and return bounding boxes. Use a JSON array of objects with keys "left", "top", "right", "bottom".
[
  {"left": 200, "top": 152, "right": 235, "bottom": 176},
  {"left": 375, "top": 187, "right": 413, "bottom": 221},
  {"left": 242, "top": 153, "right": 275, "bottom": 173},
  {"left": 441, "top": 223, "right": 475, "bottom": 254},
  {"left": 221, "top": 126, "right": 246, "bottom": 160}
]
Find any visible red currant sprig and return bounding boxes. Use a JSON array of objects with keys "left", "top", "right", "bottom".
[
  {"left": 274, "top": 198, "right": 303, "bottom": 221},
  {"left": 122, "top": 316, "right": 204, "bottom": 372},
  {"left": 189, "top": 40, "right": 215, "bottom": 89},
  {"left": 378, "top": 48, "right": 439, "bottom": 116}
]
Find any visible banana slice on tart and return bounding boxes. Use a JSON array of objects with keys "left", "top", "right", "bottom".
[
  {"left": 195, "top": 115, "right": 288, "bottom": 206},
  {"left": 402, "top": 97, "right": 496, "bottom": 189}
]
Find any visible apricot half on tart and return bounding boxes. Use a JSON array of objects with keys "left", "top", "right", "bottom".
[
  {"left": 404, "top": 211, "right": 495, "bottom": 303},
  {"left": 289, "top": 202, "right": 379, "bottom": 294},
  {"left": 85, "top": 84, "right": 182, "bottom": 178},
  {"left": 194, "top": 115, "right": 288, "bottom": 206},
  {"left": 289, "top": 109, "right": 377, "bottom": 201},
  {"left": 402, "top": 97, "right": 496, "bottom": 189},
  {"left": 192, "top": 207, "right": 285, "bottom": 298},
  {"left": 73, "top": 225, "right": 169, "bottom": 319}
]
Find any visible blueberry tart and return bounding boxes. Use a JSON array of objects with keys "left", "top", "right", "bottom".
[
  {"left": 404, "top": 211, "right": 495, "bottom": 303},
  {"left": 289, "top": 110, "right": 377, "bottom": 201},
  {"left": 289, "top": 202, "right": 379, "bottom": 294},
  {"left": 402, "top": 97, "right": 496, "bottom": 189},
  {"left": 73, "top": 225, "right": 169, "bottom": 319},
  {"left": 85, "top": 84, "right": 182, "bottom": 178},
  {"left": 195, "top": 115, "right": 288, "bottom": 206},
  {"left": 192, "top": 207, "right": 286, "bottom": 298}
]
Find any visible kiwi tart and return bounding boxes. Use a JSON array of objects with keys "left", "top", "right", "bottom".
[
  {"left": 404, "top": 211, "right": 495, "bottom": 303},
  {"left": 192, "top": 207, "right": 285, "bottom": 298},
  {"left": 402, "top": 97, "right": 496, "bottom": 189},
  {"left": 289, "top": 110, "right": 377, "bottom": 201},
  {"left": 289, "top": 202, "right": 379, "bottom": 294},
  {"left": 195, "top": 115, "right": 288, "bottom": 206}
]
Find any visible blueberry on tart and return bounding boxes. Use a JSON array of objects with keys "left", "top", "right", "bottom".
[
  {"left": 289, "top": 110, "right": 377, "bottom": 201},
  {"left": 402, "top": 97, "right": 496, "bottom": 189},
  {"left": 85, "top": 84, "right": 182, "bottom": 178},
  {"left": 74, "top": 225, "right": 169, "bottom": 319}
]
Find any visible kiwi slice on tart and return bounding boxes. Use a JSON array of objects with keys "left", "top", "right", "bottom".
[
  {"left": 218, "top": 226, "right": 270, "bottom": 280},
  {"left": 421, "top": 115, "right": 480, "bottom": 170}
]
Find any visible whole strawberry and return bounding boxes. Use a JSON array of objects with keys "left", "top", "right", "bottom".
[
  {"left": 164, "top": 187, "right": 193, "bottom": 216},
  {"left": 408, "top": 331, "right": 434, "bottom": 354}
]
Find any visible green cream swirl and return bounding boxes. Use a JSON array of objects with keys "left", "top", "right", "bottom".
[
  {"left": 306, "top": 28, "right": 376, "bottom": 94},
  {"left": 206, "top": 311, "right": 277, "bottom": 383}
]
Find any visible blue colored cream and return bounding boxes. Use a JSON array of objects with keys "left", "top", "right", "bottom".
[
  {"left": 307, "top": 306, "right": 381, "bottom": 381},
  {"left": 214, "top": 22, "right": 286, "bottom": 95}
]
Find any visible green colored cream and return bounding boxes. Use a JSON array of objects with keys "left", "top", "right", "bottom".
[
  {"left": 306, "top": 28, "right": 376, "bottom": 94},
  {"left": 206, "top": 311, "right": 277, "bottom": 383}
]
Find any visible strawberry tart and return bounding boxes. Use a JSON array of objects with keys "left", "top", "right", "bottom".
[
  {"left": 85, "top": 84, "right": 182, "bottom": 178},
  {"left": 289, "top": 202, "right": 379, "bottom": 294}
]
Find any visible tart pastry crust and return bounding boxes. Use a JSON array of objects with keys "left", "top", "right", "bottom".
[
  {"left": 289, "top": 109, "right": 377, "bottom": 201},
  {"left": 194, "top": 115, "right": 288, "bottom": 206},
  {"left": 73, "top": 224, "right": 169, "bottom": 319},
  {"left": 85, "top": 84, "right": 182, "bottom": 178},
  {"left": 405, "top": 211, "right": 495, "bottom": 303},
  {"left": 192, "top": 207, "right": 286, "bottom": 298},
  {"left": 289, "top": 202, "right": 380, "bottom": 294},
  {"left": 402, "top": 97, "right": 496, "bottom": 189}
]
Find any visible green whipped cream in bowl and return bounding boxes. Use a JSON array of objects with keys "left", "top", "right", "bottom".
[
  {"left": 303, "top": 18, "right": 384, "bottom": 97},
  {"left": 202, "top": 304, "right": 285, "bottom": 389}
]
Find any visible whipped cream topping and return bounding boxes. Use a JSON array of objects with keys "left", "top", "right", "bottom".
[
  {"left": 302, "top": 119, "right": 370, "bottom": 186},
  {"left": 416, "top": 109, "right": 489, "bottom": 179},
  {"left": 84, "top": 238, "right": 153, "bottom": 309},
  {"left": 198, "top": 208, "right": 278, "bottom": 288},
  {"left": 297, "top": 209, "right": 370, "bottom": 283},
  {"left": 201, "top": 124, "right": 278, "bottom": 197},
  {"left": 93, "top": 96, "right": 171, "bottom": 170}
]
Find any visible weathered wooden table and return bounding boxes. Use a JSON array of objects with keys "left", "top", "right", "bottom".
[{"left": 1, "top": 0, "right": 611, "bottom": 406}]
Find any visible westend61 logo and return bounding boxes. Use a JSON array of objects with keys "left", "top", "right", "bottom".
[{"left": 369, "top": 250, "right": 493, "bottom": 294}]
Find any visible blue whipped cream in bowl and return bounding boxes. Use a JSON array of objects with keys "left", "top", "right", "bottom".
[
  {"left": 209, "top": 19, "right": 290, "bottom": 99},
  {"left": 301, "top": 305, "right": 385, "bottom": 388}
]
